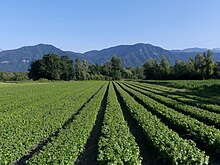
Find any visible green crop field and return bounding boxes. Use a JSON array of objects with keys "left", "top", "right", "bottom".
[{"left": 1, "top": 80, "right": 220, "bottom": 164}]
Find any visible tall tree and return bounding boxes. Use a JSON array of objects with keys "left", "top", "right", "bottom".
[
  {"left": 159, "top": 55, "right": 170, "bottom": 79},
  {"left": 28, "top": 59, "right": 43, "bottom": 80},
  {"left": 42, "top": 53, "right": 61, "bottom": 80},
  {"left": 110, "top": 56, "right": 122, "bottom": 80},
  {"left": 136, "top": 66, "right": 144, "bottom": 79},
  {"left": 187, "top": 57, "right": 196, "bottom": 79},
  {"left": 172, "top": 60, "right": 189, "bottom": 79},
  {"left": 73, "top": 58, "right": 90, "bottom": 80},
  {"left": 101, "top": 62, "right": 111, "bottom": 78},
  {"left": 194, "top": 53, "right": 205, "bottom": 79},
  {"left": 73, "top": 57, "right": 81, "bottom": 80},
  {"left": 60, "top": 56, "right": 74, "bottom": 80},
  {"left": 143, "top": 58, "right": 159, "bottom": 79},
  {"left": 204, "top": 50, "right": 214, "bottom": 79}
]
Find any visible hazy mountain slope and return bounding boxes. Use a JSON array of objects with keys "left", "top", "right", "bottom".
[
  {"left": 0, "top": 44, "right": 79, "bottom": 72},
  {"left": 82, "top": 43, "right": 176, "bottom": 67},
  {"left": 0, "top": 43, "right": 220, "bottom": 72}
]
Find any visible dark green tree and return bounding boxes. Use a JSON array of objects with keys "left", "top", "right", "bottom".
[
  {"left": 121, "top": 68, "right": 133, "bottom": 79},
  {"left": 101, "top": 62, "right": 111, "bottom": 78},
  {"left": 194, "top": 53, "right": 205, "bottom": 79},
  {"left": 41, "top": 53, "right": 61, "bottom": 80},
  {"left": 28, "top": 53, "right": 73, "bottom": 80},
  {"left": 136, "top": 66, "right": 144, "bottom": 79},
  {"left": 204, "top": 50, "right": 214, "bottom": 79},
  {"left": 159, "top": 55, "right": 171, "bottom": 79},
  {"left": 89, "top": 64, "right": 101, "bottom": 75},
  {"left": 143, "top": 58, "right": 159, "bottom": 79},
  {"left": 172, "top": 60, "right": 189, "bottom": 79},
  {"left": 60, "top": 56, "right": 74, "bottom": 80},
  {"left": 214, "top": 62, "right": 220, "bottom": 79},
  {"left": 73, "top": 57, "right": 81, "bottom": 80},
  {"left": 110, "top": 56, "right": 122, "bottom": 80},
  {"left": 28, "top": 59, "right": 43, "bottom": 80}
]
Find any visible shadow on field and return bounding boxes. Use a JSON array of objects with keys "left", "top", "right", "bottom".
[
  {"left": 75, "top": 83, "right": 109, "bottom": 165},
  {"left": 113, "top": 83, "right": 170, "bottom": 165}
]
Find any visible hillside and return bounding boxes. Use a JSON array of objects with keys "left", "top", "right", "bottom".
[
  {"left": 82, "top": 43, "right": 176, "bottom": 67},
  {"left": 0, "top": 43, "right": 220, "bottom": 72},
  {"left": 0, "top": 44, "right": 79, "bottom": 72}
]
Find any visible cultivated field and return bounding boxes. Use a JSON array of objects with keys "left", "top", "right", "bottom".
[{"left": 1, "top": 81, "right": 220, "bottom": 164}]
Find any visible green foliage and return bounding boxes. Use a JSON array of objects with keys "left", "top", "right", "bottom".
[
  {"left": 143, "top": 79, "right": 220, "bottom": 92},
  {"left": 0, "top": 81, "right": 105, "bottom": 163},
  {"left": 0, "top": 72, "right": 28, "bottom": 81},
  {"left": 72, "top": 56, "right": 142, "bottom": 80},
  {"left": 110, "top": 56, "right": 123, "bottom": 80},
  {"left": 115, "top": 83, "right": 209, "bottom": 164},
  {"left": 159, "top": 55, "right": 171, "bottom": 79},
  {"left": 132, "top": 81, "right": 220, "bottom": 113},
  {"left": 172, "top": 60, "right": 190, "bottom": 79},
  {"left": 3, "top": 80, "right": 220, "bottom": 164},
  {"left": 194, "top": 53, "right": 206, "bottom": 78},
  {"left": 29, "top": 82, "right": 107, "bottom": 164},
  {"left": 143, "top": 58, "right": 160, "bottom": 79},
  {"left": 24, "top": 52, "right": 196, "bottom": 81},
  {"left": 204, "top": 50, "right": 215, "bottom": 78},
  {"left": 143, "top": 50, "right": 220, "bottom": 80},
  {"left": 121, "top": 83, "right": 220, "bottom": 156},
  {"left": 214, "top": 62, "right": 220, "bottom": 78},
  {"left": 28, "top": 53, "right": 74, "bottom": 80},
  {"left": 98, "top": 83, "right": 142, "bottom": 164},
  {"left": 126, "top": 82, "right": 220, "bottom": 129},
  {"left": 73, "top": 58, "right": 90, "bottom": 80},
  {"left": 60, "top": 56, "right": 74, "bottom": 80}
]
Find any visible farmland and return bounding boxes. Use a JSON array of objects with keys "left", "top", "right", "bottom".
[{"left": 1, "top": 81, "right": 220, "bottom": 164}]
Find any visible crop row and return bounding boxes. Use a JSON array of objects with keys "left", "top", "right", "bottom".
[
  {"left": 131, "top": 82, "right": 220, "bottom": 114},
  {"left": 115, "top": 83, "right": 209, "bottom": 165},
  {"left": 124, "top": 82, "right": 220, "bottom": 129},
  {"left": 135, "top": 81, "right": 220, "bottom": 106},
  {"left": 28, "top": 83, "right": 108, "bottom": 164},
  {"left": 98, "top": 83, "right": 142, "bottom": 164},
  {"left": 0, "top": 82, "right": 105, "bottom": 164},
  {"left": 118, "top": 83, "right": 220, "bottom": 156}
]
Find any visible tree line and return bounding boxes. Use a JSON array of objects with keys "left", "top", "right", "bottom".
[
  {"left": 143, "top": 50, "right": 220, "bottom": 80},
  {"left": 1, "top": 50, "right": 220, "bottom": 82},
  {"left": 28, "top": 53, "right": 144, "bottom": 81},
  {"left": 0, "top": 72, "right": 28, "bottom": 81}
]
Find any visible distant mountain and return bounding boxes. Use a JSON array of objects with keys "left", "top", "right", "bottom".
[
  {"left": 0, "top": 44, "right": 79, "bottom": 72},
  {"left": 0, "top": 43, "right": 220, "bottom": 72},
  {"left": 182, "top": 48, "right": 208, "bottom": 52},
  {"left": 170, "top": 47, "right": 220, "bottom": 62},
  {"left": 82, "top": 43, "right": 176, "bottom": 67},
  {"left": 213, "top": 48, "right": 220, "bottom": 53},
  {"left": 171, "top": 47, "right": 220, "bottom": 53}
]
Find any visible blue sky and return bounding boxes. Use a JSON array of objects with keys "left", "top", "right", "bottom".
[{"left": 0, "top": 0, "right": 220, "bottom": 52}]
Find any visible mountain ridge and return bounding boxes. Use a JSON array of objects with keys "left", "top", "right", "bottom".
[
  {"left": 0, "top": 43, "right": 220, "bottom": 72},
  {"left": 171, "top": 47, "right": 220, "bottom": 53}
]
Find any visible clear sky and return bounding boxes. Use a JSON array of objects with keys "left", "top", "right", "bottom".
[{"left": 0, "top": 0, "right": 220, "bottom": 52}]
